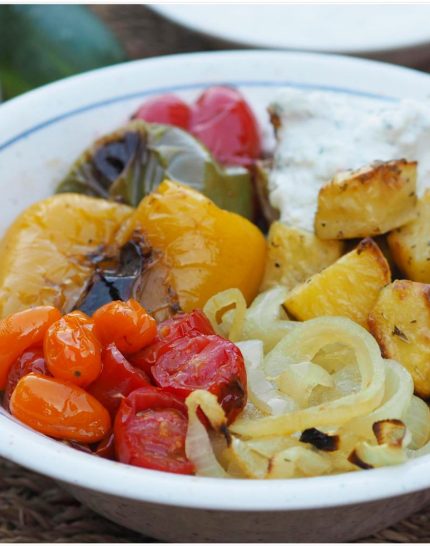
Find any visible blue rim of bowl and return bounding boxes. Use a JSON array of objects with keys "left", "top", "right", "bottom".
[
  {"left": 1, "top": 50, "right": 430, "bottom": 513},
  {"left": 0, "top": 79, "right": 396, "bottom": 154}
]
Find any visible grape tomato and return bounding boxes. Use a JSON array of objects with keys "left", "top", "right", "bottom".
[
  {"left": 44, "top": 313, "right": 102, "bottom": 387},
  {"left": 114, "top": 386, "right": 194, "bottom": 475},
  {"left": 10, "top": 373, "right": 111, "bottom": 443},
  {"left": 3, "top": 348, "right": 48, "bottom": 410},
  {"left": 129, "top": 310, "right": 215, "bottom": 376},
  {"left": 88, "top": 342, "right": 150, "bottom": 417},
  {"left": 0, "top": 306, "right": 61, "bottom": 389},
  {"left": 151, "top": 334, "right": 247, "bottom": 423},
  {"left": 93, "top": 299, "right": 157, "bottom": 355},
  {"left": 133, "top": 86, "right": 261, "bottom": 167}
]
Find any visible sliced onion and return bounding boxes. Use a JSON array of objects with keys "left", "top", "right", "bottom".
[
  {"left": 241, "top": 287, "right": 294, "bottom": 352},
  {"left": 274, "top": 361, "right": 334, "bottom": 408},
  {"left": 185, "top": 390, "right": 228, "bottom": 478},
  {"left": 269, "top": 446, "right": 332, "bottom": 478},
  {"left": 231, "top": 317, "right": 385, "bottom": 437},
  {"left": 203, "top": 288, "right": 246, "bottom": 342},
  {"left": 404, "top": 396, "right": 430, "bottom": 450},
  {"left": 236, "top": 340, "right": 296, "bottom": 415},
  {"left": 350, "top": 441, "right": 407, "bottom": 469},
  {"left": 347, "top": 359, "right": 413, "bottom": 439},
  {"left": 228, "top": 437, "right": 269, "bottom": 479}
]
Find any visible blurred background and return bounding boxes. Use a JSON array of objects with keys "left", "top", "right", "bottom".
[{"left": 3, "top": 4, "right": 430, "bottom": 101}]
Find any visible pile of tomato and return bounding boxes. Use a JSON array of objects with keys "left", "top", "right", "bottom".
[
  {"left": 0, "top": 300, "right": 247, "bottom": 475},
  {"left": 133, "top": 86, "right": 262, "bottom": 168}
]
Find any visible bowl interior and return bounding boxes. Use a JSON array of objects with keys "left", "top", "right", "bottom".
[{"left": 2, "top": 50, "right": 430, "bottom": 511}]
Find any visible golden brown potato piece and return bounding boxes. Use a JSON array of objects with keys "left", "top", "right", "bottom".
[
  {"left": 261, "top": 222, "right": 343, "bottom": 291},
  {"left": 315, "top": 160, "right": 417, "bottom": 240},
  {"left": 387, "top": 190, "right": 430, "bottom": 282},
  {"left": 284, "top": 238, "right": 391, "bottom": 328},
  {"left": 369, "top": 279, "right": 430, "bottom": 397}
]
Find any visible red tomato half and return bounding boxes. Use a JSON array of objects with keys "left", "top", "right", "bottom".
[
  {"left": 151, "top": 334, "right": 247, "bottom": 423},
  {"left": 88, "top": 343, "right": 150, "bottom": 417},
  {"left": 191, "top": 86, "right": 261, "bottom": 167},
  {"left": 129, "top": 310, "right": 215, "bottom": 376},
  {"left": 133, "top": 94, "right": 191, "bottom": 130},
  {"left": 3, "top": 348, "right": 48, "bottom": 410},
  {"left": 132, "top": 86, "right": 261, "bottom": 167},
  {"left": 114, "top": 386, "right": 194, "bottom": 475}
]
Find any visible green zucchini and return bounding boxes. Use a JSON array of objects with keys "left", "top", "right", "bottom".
[{"left": 0, "top": 5, "right": 126, "bottom": 100}]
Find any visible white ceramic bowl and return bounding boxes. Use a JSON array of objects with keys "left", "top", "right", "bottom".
[{"left": 2, "top": 51, "right": 430, "bottom": 542}]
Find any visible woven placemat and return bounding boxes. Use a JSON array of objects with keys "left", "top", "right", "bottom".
[
  {"left": 2, "top": 454, "right": 430, "bottom": 543},
  {"left": 3, "top": 5, "right": 430, "bottom": 543}
]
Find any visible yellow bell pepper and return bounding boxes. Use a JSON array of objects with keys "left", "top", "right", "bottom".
[
  {"left": 117, "top": 180, "right": 267, "bottom": 312},
  {"left": 0, "top": 194, "right": 132, "bottom": 317}
]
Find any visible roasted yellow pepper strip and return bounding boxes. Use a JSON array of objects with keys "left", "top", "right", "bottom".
[
  {"left": 0, "top": 194, "right": 132, "bottom": 318},
  {"left": 117, "top": 180, "right": 267, "bottom": 312}
]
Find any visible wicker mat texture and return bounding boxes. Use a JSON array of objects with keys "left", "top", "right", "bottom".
[{"left": 3, "top": 4, "right": 430, "bottom": 542}]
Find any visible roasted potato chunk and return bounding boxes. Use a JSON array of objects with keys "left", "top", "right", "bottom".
[
  {"left": 368, "top": 279, "right": 430, "bottom": 397},
  {"left": 315, "top": 160, "right": 417, "bottom": 240},
  {"left": 284, "top": 238, "right": 391, "bottom": 327},
  {"left": 387, "top": 190, "right": 430, "bottom": 282},
  {"left": 261, "top": 222, "right": 343, "bottom": 291}
]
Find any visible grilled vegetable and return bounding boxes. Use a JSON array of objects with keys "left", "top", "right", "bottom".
[
  {"left": 369, "top": 279, "right": 430, "bottom": 397},
  {"left": 387, "top": 189, "right": 430, "bottom": 282},
  {"left": 56, "top": 120, "right": 254, "bottom": 219},
  {"left": 315, "top": 160, "right": 418, "bottom": 240},
  {"left": 73, "top": 231, "right": 180, "bottom": 322},
  {"left": 284, "top": 238, "right": 391, "bottom": 328},
  {"left": 0, "top": 5, "right": 126, "bottom": 99},
  {"left": 0, "top": 194, "right": 132, "bottom": 318},
  {"left": 116, "top": 180, "right": 266, "bottom": 312},
  {"left": 261, "top": 221, "right": 344, "bottom": 291}
]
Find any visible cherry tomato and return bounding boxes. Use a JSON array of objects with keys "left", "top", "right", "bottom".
[
  {"left": 133, "top": 87, "right": 261, "bottom": 167},
  {"left": 133, "top": 94, "right": 191, "bottom": 130},
  {"left": 114, "top": 386, "right": 194, "bottom": 475},
  {"left": 93, "top": 299, "right": 157, "bottom": 355},
  {"left": 151, "top": 334, "right": 247, "bottom": 423},
  {"left": 67, "top": 310, "right": 96, "bottom": 332},
  {"left": 130, "top": 310, "right": 215, "bottom": 376},
  {"left": 191, "top": 86, "right": 261, "bottom": 167},
  {"left": 10, "top": 373, "right": 111, "bottom": 443},
  {"left": 88, "top": 343, "right": 150, "bottom": 417},
  {"left": 0, "top": 306, "right": 61, "bottom": 389},
  {"left": 3, "top": 348, "right": 48, "bottom": 410},
  {"left": 44, "top": 313, "right": 102, "bottom": 388}
]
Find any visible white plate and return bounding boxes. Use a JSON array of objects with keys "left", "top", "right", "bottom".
[
  {"left": 152, "top": 5, "right": 430, "bottom": 55},
  {"left": 2, "top": 51, "right": 430, "bottom": 542}
]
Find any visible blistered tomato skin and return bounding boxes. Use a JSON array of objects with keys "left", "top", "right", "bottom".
[
  {"left": 191, "top": 86, "right": 262, "bottom": 167},
  {"left": 10, "top": 373, "right": 111, "bottom": 443},
  {"left": 133, "top": 94, "right": 191, "bottom": 130},
  {"left": 93, "top": 299, "right": 157, "bottom": 355},
  {"left": 3, "top": 348, "right": 48, "bottom": 410},
  {"left": 0, "top": 306, "right": 61, "bottom": 389},
  {"left": 130, "top": 310, "right": 215, "bottom": 376},
  {"left": 114, "top": 386, "right": 194, "bottom": 475},
  {"left": 151, "top": 334, "right": 247, "bottom": 423},
  {"left": 88, "top": 343, "right": 150, "bottom": 417},
  {"left": 44, "top": 313, "right": 102, "bottom": 388},
  {"left": 133, "top": 87, "right": 261, "bottom": 167}
]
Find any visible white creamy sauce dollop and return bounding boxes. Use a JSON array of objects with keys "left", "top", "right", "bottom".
[{"left": 269, "top": 89, "right": 430, "bottom": 232}]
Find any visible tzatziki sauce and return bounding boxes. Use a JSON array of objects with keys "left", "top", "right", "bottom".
[{"left": 269, "top": 88, "right": 430, "bottom": 232}]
